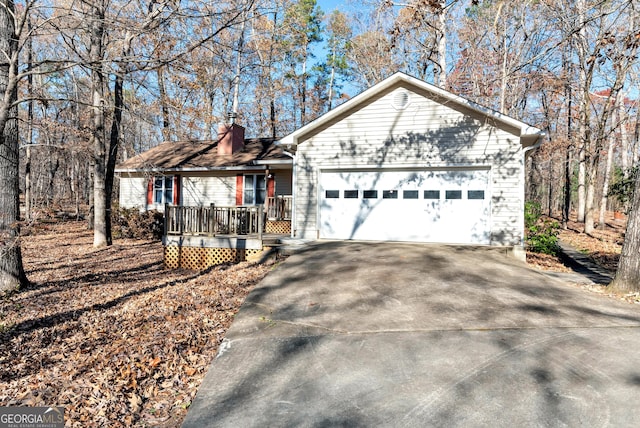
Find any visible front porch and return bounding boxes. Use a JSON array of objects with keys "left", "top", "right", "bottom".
[{"left": 163, "top": 198, "right": 292, "bottom": 270}]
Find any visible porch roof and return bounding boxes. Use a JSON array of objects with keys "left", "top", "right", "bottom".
[{"left": 116, "top": 138, "right": 292, "bottom": 173}]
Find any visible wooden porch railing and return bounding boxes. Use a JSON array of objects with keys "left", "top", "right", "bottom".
[
  {"left": 165, "top": 204, "right": 263, "bottom": 238},
  {"left": 266, "top": 195, "right": 292, "bottom": 220}
]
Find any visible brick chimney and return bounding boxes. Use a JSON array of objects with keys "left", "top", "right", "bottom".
[{"left": 217, "top": 122, "right": 245, "bottom": 155}]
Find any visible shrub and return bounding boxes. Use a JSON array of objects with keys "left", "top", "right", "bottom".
[
  {"left": 111, "top": 205, "right": 164, "bottom": 240},
  {"left": 524, "top": 201, "right": 560, "bottom": 255}
]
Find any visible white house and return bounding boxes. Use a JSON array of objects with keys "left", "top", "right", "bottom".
[
  {"left": 279, "top": 72, "right": 543, "bottom": 250},
  {"left": 116, "top": 72, "right": 542, "bottom": 269}
]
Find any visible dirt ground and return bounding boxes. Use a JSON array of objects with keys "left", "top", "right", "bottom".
[{"left": 0, "top": 221, "right": 273, "bottom": 427}]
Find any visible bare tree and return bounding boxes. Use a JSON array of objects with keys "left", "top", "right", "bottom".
[{"left": 0, "top": 0, "right": 28, "bottom": 291}]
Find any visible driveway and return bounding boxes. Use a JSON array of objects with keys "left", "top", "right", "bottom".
[{"left": 182, "top": 242, "right": 640, "bottom": 427}]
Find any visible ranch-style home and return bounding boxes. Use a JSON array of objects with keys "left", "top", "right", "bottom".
[
  {"left": 116, "top": 126, "right": 293, "bottom": 216},
  {"left": 116, "top": 72, "right": 543, "bottom": 269}
]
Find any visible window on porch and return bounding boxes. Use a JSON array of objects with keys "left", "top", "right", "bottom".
[
  {"left": 154, "top": 176, "right": 174, "bottom": 205},
  {"left": 243, "top": 174, "right": 266, "bottom": 205}
]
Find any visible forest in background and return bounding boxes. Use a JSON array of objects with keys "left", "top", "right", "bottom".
[{"left": 0, "top": 0, "right": 639, "bottom": 289}]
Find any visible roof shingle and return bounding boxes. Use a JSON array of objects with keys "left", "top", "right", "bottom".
[{"left": 116, "top": 138, "right": 291, "bottom": 171}]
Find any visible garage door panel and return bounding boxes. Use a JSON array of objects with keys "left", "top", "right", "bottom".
[{"left": 320, "top": 170, "right": 490, "bottom": 244}]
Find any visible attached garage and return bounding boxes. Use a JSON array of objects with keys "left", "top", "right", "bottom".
[
  {"left": 319, "top": 169, "right": 490, "bottom": 244},
  {"left": 279, "top": 72, "right": 543, "bottom": 251}
]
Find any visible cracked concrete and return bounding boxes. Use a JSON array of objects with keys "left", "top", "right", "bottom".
[{"left": 182, "top": 241, "right": 640, "bottom": 427}]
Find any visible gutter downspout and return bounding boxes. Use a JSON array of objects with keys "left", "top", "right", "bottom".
[{"left": 281, "top": 148, "right": 296, "bottom": 238}]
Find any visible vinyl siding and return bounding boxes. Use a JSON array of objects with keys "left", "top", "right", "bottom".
[
  {"left": 294, "top": 86, "right": 525, "bottom": 245},
  {"left": 182, "top": 173, "right": 236, "bottom": 206},
  {"left": 119, "top": 174, "right": 148, "bottom": 209},
  {"left": 118, "top": 170, "right": 293, "bottom": 210}
]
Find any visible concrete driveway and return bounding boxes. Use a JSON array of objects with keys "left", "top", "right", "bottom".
[{"left": 182, "top": 242, "right": 640, "bottom": 427}]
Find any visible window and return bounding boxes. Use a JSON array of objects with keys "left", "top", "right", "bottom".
[
  {"left": 363, "top": 190, "right": 378, "bottom": 199},
  {"left": 424, "top": 190, "right": 440, "bottom": 199},
  {"left": 344, "top": 190, "right": 359, "bottom": 199},
  {"left": 383, "top": 190, "right": 398, "bottom": 199},
  {"left": 468, "top": 190, "right": 485, "bottom": 200},
  {"left": 325, "top": 190, "right": 339, "bottom": 199},
  {"left": 403, "top": 190, "right": 419, "bottom": 199},
  {"left": 244, "top": 174, "right": 266, "bottom": 205},
  {"left": 154, "top": 176, "right": 174, "bottom": 204},
  {"left": 446, "top": 190, "right": 462, "bottom": 200}
]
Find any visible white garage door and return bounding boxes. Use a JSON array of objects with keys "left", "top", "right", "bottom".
[{"left": 319, "top": 169, "right": 490, "bottom": 244}]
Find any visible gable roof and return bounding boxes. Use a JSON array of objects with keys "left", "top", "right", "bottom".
[
  {"left": 115, "top": 138, "right": 292, "bottom": 173},
  {"left": 279, "top": 71, "right": 543, "bottom": 148}
]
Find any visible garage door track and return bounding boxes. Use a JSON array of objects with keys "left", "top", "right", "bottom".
[{"left": 182, "top": 242, "right": 640, "bottom": 427}]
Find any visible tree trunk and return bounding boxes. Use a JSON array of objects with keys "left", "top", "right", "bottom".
[
  {"left": 104, "top": 71, "right": 124, "bottom": 246},
  {"left": 90, "top": 0, "right": 108, "bottom": 248},
  {"left": 157, "top": 66, "right": 171, "bottom": 141},
  {"left": 499, "top": 35, "right": 508, "bottom": 114},
  {"left": 25, "top": 145, "right": 31, "bottom": 221},
  {"left": 610, "top": 169, "right": 640, "bottom": 292},
  {"left": 46, "top": 155, "right": 59, "bottom": 206},
  {"left": 327, "top": 47, "right": 336, "bottom": 111},
  {"left": 562, "top": 55, "right": 573, "bottom": 229},
  {"left": 598, "top": 121, "right": 616, "bottom": 229},
  {"left": 634, "top": 94, "right": 640, "bottom": 167},
  {"left": 25, "top": 16, "right": 33, "bottom": 222},
  {"left": 300, "top": 54, "right": 307, "bottom": 126},
  {"left": 575, "top": 0, "right": 588, "bottom": 224},
  {"left": 562, "top": 146, "right": 572, "bottom": 229},
  {"left": 584, "top": 165, "right": 597, "bottom": 234},
  {"left": 577, "top": 142, "right": 587, "bottom": 222},
  {"left": 0, "top": 0, "right": 28, "bottom": 291},
  {"left": 435, "top": 0, "right": 447, "bottom": 88},
  {"left": 270, "top": 11, "right": 277, "bottom": 139}
]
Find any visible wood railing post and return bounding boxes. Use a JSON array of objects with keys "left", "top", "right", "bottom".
[
  {"left": 209, "top": 203, "right": 215, "bottom": 236},
  {"left": 258, "top": 204, "right": 263, "bottom": 240},
  {"left": 164, "top": 203, "right": 169, "bottom": 235}
]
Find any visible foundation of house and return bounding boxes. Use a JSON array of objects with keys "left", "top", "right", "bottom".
[{"left": 163, "top": 234, "right": 285, "bottom": 270}]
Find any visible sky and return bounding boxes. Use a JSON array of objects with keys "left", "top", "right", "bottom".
[{"left": 317, "top": 0, "right": 350, "bottom": 13}]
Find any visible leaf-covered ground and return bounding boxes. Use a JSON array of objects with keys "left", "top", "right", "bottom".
[
  {"left": 0, "top": 222, "right": 273, "bottom": 426},
  {"left": 526, "top": 212, "right": 640, "bottom": 304},
  {"left": 558, "top": 217, "right": 624, "bottom": 273},
  {"left": 526, "top": 212, "right": 625, "bottom": 274}
]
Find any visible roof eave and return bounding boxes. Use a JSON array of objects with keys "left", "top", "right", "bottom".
[{"left": 115, "top": 162, "right": 292, "bottom": 174}]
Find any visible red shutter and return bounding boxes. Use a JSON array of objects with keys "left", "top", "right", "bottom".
[
  {"left": 236, "top": 174, "right": 243, "bottom": 205},
  {"left": 146, "top": 178, "right": 154, "bottom": 206},
  {"left": 267, "top": 175, "right": 275, "bottom": 198},
  {"left": 173, "top": 176, "right": 180, "bottom": 205}
]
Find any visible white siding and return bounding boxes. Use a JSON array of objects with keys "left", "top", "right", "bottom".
[
  {"left": 294, "top": 86, "right": 525, "bottom": 246},
  {"left": 182, "top": 174, "right": 236, "bottom": 206},
  {"left": 119, "top": 175, "right": 147, "bottom": 209}
]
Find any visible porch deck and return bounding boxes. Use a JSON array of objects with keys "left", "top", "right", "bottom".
[{"left": 163, "top": 203, "right": 292, "bottom": 270}]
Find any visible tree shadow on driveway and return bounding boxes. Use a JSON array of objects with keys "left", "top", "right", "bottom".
[{"left": 184, "top": 241, "right": 640, "bottom": 427}]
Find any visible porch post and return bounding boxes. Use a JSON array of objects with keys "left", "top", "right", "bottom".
[
  {"left": 209, "top": 203, "right": 215, "bottom": 236},
  {"left": 164, "top": 203, "right": 168, "bottom": 236},
  {"left": 258, "top": 204, "right": 263, "bottom": 240}
]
